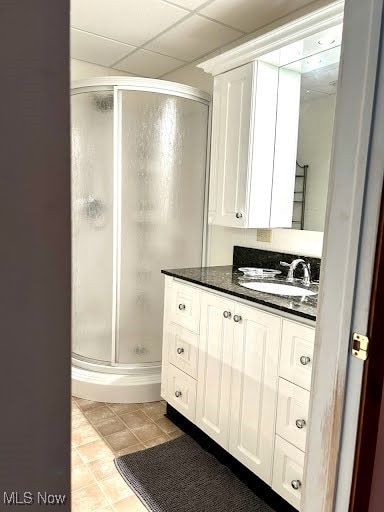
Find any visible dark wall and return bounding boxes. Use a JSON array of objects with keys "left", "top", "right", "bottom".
[
  {"left": 369, "top": 400, "right": 384, "bottom": 512},
  {"left": 0, "top": 1, "right": 70, "bottom": 509},
  {"left": 367, "top": 192, "right": 384, "bottom": 512}
]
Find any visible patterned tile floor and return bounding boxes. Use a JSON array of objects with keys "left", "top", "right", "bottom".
[{"left": 72, "top": 397, "right": 182, "bottom": 512}]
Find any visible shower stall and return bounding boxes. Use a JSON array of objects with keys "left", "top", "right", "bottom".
[{"left": 71, "top": 78, "right": 210, "bottom": 403}]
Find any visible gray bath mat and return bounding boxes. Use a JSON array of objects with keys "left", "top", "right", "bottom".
[{"left": 115, "top": 434, "right": 275, "bottom": 512}]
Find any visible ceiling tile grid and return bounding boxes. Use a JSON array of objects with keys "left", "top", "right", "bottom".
[
  {"left": 200, "top": 0, "right": 316, "bottom": 33},
  {"left": 70, "top": 0, "right": 317, "bottom": 78},
  {"left": 71, "top": 28, "right": 137, "bottom": 67},
  {"left": 71, "top": 0, "right": 190, "bottom": 46},
  {"left": 114, "top": 49, "right": 186, "bottom": 77},
  {"left": 144, "top": 15, "right": 243, "bottom": 62},
  {"left": 162, "top": 0, "right": 210, "bottom": 9}
]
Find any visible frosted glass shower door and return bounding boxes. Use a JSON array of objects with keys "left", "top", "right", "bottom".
[
  {"left": 117, "top": 90, "right": 209, "bottom": 365},
  {"left": 71, "top": 91, "right": 114, "bottom": 362}
]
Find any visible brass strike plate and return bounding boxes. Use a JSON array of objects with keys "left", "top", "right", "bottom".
[{"left": 352, "top": 333, "right": 369, "bottom": 361}]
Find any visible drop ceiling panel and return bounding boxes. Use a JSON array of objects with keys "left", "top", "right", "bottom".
[
  {"left": 71, "top": 0, "right": 189, "bottom": 46},
  {"left": 71, "top": 29, "right": 136, "bottom": 67},
  {"left": 145, "top": 14, "right": 243, "bottom": 61},
  {"left": 164, "top": 0, "right": 209, "bottom": 9},
  {"left": 113, "top": 49, "right": 185, "bottom": 77},
  {"left": 200, "top": 0, "right": 315, "bottom": 33}
]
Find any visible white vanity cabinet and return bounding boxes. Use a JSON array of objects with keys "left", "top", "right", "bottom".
[
  {"left": 207, "top": 60, "right": 301, "bottom": 229},
  {"left": 161, "top": 276, "right": 315, "bottom": 510}
]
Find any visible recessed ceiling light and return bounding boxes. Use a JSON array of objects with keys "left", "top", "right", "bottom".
[
  {"left": 305, "top": 57, "right": 322, "bottom": 66},
  {"left": 317, "top": 38, "right": 336, "bottom": 46}
]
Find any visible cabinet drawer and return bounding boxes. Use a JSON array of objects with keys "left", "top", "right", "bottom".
[
  {"left": 272, "top": 436, "right": 304, "bottom": 511},
  {"left": 169, "top": 281, "right": 201, "bottom": 334},
  {"left": 167, "top": 322, "right": 198, "bottom": 379},
  {"left": 167, "top": 364, "right": 197, "bottom": 422},
  {"left": 276, "top": 378, "right": 310, "bottom": 452},
  {"left": 279, "top": 320, "right": 315, "bottom": 391}
]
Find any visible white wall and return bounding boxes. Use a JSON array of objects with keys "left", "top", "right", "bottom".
[
  {"left": 71, "top": 58, "right": 133, "bottom": 81},
  {"left": 297, "top": 94, "right": 336, "bottom": 231}
]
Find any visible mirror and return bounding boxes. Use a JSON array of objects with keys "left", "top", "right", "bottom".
[{"left": 281, "top": 40, "right": 341, "bottom": 231}]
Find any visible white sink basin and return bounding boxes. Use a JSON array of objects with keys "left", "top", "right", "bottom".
[{"left": 239, "top": 281, "right": 317, "bottom": 297}]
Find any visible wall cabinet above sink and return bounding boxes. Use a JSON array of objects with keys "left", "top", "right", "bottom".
[{"left": 206, "top": 59, "right": 301, "bottom": 229}]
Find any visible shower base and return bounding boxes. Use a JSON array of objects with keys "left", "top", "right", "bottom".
[{"left": 72, "top": 360, "right": 161, "bottom": 403}]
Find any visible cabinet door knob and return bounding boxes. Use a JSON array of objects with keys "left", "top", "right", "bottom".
[
  {"left": 178, "top": 303, "right": 186, "bottom": 311},
  {"left": 296, "top": 419, "right": 306, "bottom": 429},
  {"left": 300, "top": 355, "right": 311, "bottom": 365},
  {"left": 176, "top": 347, "right": 184, "bottom": 355},
  {"left": 235, "top": 212, "right": 243, "bottom": 219},
  {"left": 291, "top": 480, "right": 302, "bottom": 490},
  {"left": 233, "top": 315, "right": 242, "bottom": 323},
  {"left": 223, "top": 311, "right": 231, "bottom": 319},
  {"left": 175, "top": 390, "right": 182, "bottom": 398}
]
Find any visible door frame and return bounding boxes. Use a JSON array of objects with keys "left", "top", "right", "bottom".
[{"left": 303, "top": 0, "right": 384, "bottom": 510}]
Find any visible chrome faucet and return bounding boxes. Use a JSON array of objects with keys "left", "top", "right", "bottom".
[{"left": 280, "top": 259, "right": 311, "bottom": 287}]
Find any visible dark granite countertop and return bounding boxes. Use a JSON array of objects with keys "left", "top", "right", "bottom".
[{"left": 162, "top": 266, "right": 318, "bottom": 321}]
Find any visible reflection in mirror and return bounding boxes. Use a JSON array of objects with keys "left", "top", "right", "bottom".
[{"left": 282, "top": 44, "right": 340, "bottom": 231}]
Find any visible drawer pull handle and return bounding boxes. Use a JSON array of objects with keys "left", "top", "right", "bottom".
[
  {"left": 178, "top": 304, "right": 186, "bottom": 311},
  {"left": 223, "top": 311, "right": 231, "bottom": 319},
  {"left": 300, "top": 355, "right": 311, "bottom": 365},
  {"left": 291, "top": 480, "right": 302, "bottom": 490},
  {"left": 176, "top": 347, "right": 184, "bottom": 355},
  {"left": 235, "top": 212, "right": 243, "bottom": 219},
  {"left": 296, "top": 419, "right": 306, "bottom": 429},
  {"left": 175, "top": 390, "right": 182, "bottom": 398},
  {"left": 233, "top": 315, "right": 242, "bottom": 323}
]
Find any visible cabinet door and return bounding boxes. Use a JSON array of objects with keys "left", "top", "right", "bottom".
[
  {"left": 269, "top": 67, "right": 301, "bottom": 228},
  {"left": 209, "top": 63, "right": 254, "bottom": 228},
  {"left": 229, "top": 304, "right": 281, "bottom": 484},
  {"left": 196, "top": 292, "right": 234, "bottom": 449}
]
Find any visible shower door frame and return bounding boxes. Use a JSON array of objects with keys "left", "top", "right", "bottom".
[{"left": 71, "top": 78, "right": 211, "bottom": 374}]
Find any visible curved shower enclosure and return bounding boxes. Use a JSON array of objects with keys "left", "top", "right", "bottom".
[{"left": 71, "top": 78, "right": 210, "bottom": 403}]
